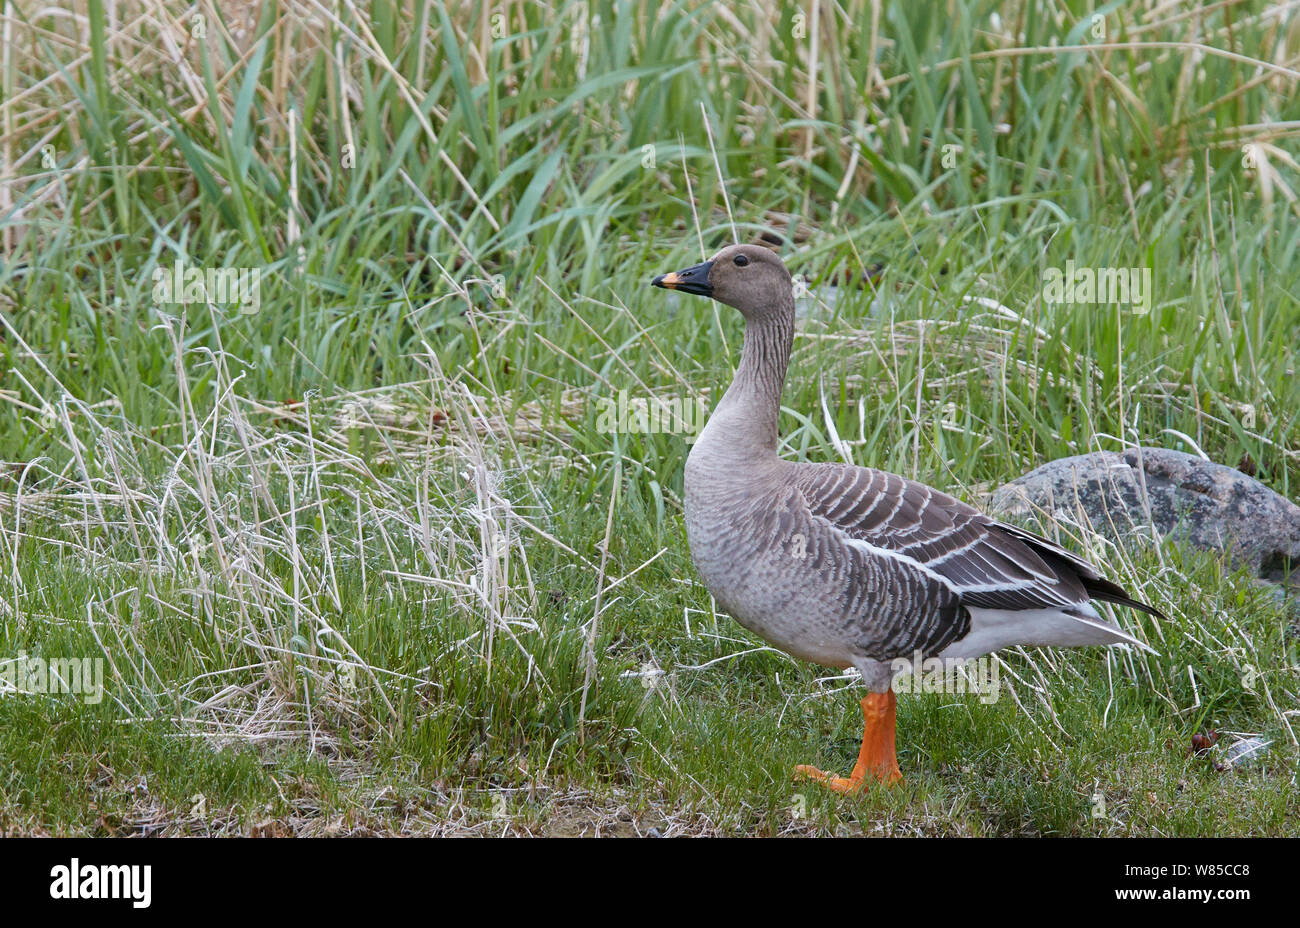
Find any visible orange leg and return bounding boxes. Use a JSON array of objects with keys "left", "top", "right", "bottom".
[{"left": 795, "top": 691, "right": 902, "bottom": 792}]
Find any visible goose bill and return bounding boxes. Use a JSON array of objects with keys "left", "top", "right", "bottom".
[{"left": 652, "top": 260, "right": 714, "bottom": 297}]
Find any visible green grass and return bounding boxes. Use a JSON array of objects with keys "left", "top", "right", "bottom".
[{"left": 0, "top": 0, "right": 1298, "bottom": 835}]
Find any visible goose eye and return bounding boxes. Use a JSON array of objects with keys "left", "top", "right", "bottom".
[{"left": 734, "top": 255, "right": 750, "bottom": 267}]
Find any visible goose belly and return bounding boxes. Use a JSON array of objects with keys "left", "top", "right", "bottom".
[{"left": 684, "top": 504, "right": 861, "bottom": 669}]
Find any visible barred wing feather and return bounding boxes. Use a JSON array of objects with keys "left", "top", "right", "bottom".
[{"left": 794, "top": 464, "right": 1163, "bottom": 619}]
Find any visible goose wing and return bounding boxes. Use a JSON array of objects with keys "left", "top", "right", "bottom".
[{"left": 793, "top": 463, "right": 1160, "bottom": 616}]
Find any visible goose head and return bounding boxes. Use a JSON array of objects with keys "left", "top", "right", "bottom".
[{"left": 652, "top": 243, "right": 793, "bottom": 322}]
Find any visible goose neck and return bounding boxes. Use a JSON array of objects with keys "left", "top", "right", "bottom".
[{"left": 705, "top": 312, "right": 793, "bottom": 456}]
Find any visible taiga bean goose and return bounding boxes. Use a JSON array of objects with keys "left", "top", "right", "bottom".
[{"left": 651, "top": 243, "right": 1161, "bottom": 791}]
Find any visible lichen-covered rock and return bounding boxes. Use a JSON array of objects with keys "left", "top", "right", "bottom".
[{"left": 988, "top": 447, "right": 1300, "bottom": 586}]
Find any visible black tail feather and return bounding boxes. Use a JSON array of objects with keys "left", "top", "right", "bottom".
[
  {"left": 993, "top": 522, "right": 1165, "bottom": 619},
  {"left": 1080, "top": 575, "right": 1166, "bottom": 619}
]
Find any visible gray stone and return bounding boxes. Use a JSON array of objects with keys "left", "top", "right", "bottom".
[{"left": 988, "top": 447, "right": 1300, "bottom": 586}]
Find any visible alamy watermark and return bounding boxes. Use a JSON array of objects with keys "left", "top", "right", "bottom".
[
  {"left": 1041, "top": 260, "right": 1153, "bottom": 314},
  {"left": 152, "top": 258, "right": 261, "bottom": 315},
  {"left": 595, "top": 389, "right": 708, "bottom": 442},
  {"left": 889, "top": 651, "right": 1000, "bottom": 704},
  {"left": 49, "top": 858, "right": 150, "bottom": 908},
  {"left": 1, "top": 651, "right": 104, "bottom": 705}
]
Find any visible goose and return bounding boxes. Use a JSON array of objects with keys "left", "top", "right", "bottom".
[{"left": 651, "top": 243, "right": 1161, "bottom": 791}]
